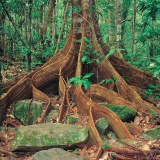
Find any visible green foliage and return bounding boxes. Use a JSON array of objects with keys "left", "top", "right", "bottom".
[
  {"left": 140, "top": 83, "right": 160, "bottom": 99},
  {"left": 99, "top": 79, "right": 114, "bottom": 86},
  {"left": 102, "top": 140, "right": 111, "bottom": 149},
  {"left": 139, "top": 0, "right": 160, "bottom": 22},
  {"left": 72, "top": 5, "right": 82, "bottom": 14},
  {"left": 81, "top": 37, "right": 102, "bottom": 64},
  {"left": 67, "top": 73, "right": 94, "bottom": 90}
]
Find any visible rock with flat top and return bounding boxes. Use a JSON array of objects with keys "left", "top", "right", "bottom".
[{"left": 11, "top": 123, "right": 88, "bottom": 152}]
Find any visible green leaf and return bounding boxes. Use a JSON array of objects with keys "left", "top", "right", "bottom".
[
  {"left": 103, "top": 8, "right": 108, "bottom": 13},
  {"left": 79, "top": 80, "right": 83, "bottom": 86},
  {"left": 102, "top": 145, "right": 106, "bottom": 149},
  {"left": 106, "top": 49, "right": 117, "bottom": 58},
  {"left": 83, "top": 37, "right": 90, "bottom": 43},
  {"left": 105, "top": 145, "right": 111, "bottom": 148},
  {"left": 103, "top": 140, "right": 109, "bottom": 145},
  {"left": 99, "top": 79, "right": 106, "bottom": 85},
  {"left": 83, "top": 83, "right": 88, "bottom": 90},
  {"left": 153, "top": 70, "right": 160, "bottom": 77},
  {"left": 74, "top": 80, "right": 80, "bottom": 86},
  {"left": 102, "top": 140, "right": 110, "bottom": 149},
  {"left": 82, "top": 56, "right": 88, "bottom": 63},
  {"left": 83, "top": 73, "right": 94, "bottom": 79},
  {"left": 99, "top": 79, "right": 114, "bottom": 85},
  {"left": 92, "top": 59, "right": 100, "bottom": 63},
  {"left": 105, "top": 79, "right": 114, "bottom": 83},
  {"left": 155, "top": 57, "right": 160, "bottom": 63},
  {"left": 67, "top": 77, "right": 80, "bottom": 86},
  {"left": 83, "top": 79, "right": 91, "bottom": 87},
  {"left": 96, "top": 11, "right": 103, "bottom": 17},
  {"left": 108, "top": 132, "right": 112, "bottom": 138}
]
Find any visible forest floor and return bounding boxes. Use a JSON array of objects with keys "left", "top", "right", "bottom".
[{"left": 0, "top": 62, "right": 160, "bottom": 160}]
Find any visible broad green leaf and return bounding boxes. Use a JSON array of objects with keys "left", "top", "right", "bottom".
[
  {"left": 99, "top": 79, "right": 106, "bottom": 85},
  {"left": 67, "top": 77, "right": 80, "bottom": 86},
  {"left": 83, "top": 37, "right": 90, "bottom": 43},
  {"left": 103, "top": 140, "right": 109, "bottom": 145},
  {"left": 74, "top": 80, "right": 80, "bottom": 86},
  {"left": 106, "top": 49, "right": 117, "bottom": 58},
  {"left": 83, "top": 83, "right": 88, "bottom": 90},
  {"left": 153, "top": 70, "right": 160, "bottom": 77},
  {"left": 91, "top": 4, "right": 96, "bottom": 8},
  {"left": 83, "top": 79, "right": 91, "bottom": 87},
  {"left": 95, "top": 59, "right": 100, "bottom": 64},
  {"left": 155, "top": 57, "right": 160, "bottom": 63},
  {"left": 105, "top": 145, "right": 111, "bottom": 148},
  {"left": 92, "top": 59, "right": 100, "bottom": 63},
  {"left": 79, "top": 80, "right": 83, "bottom": 86},
  {"left": 82, "top": 55, "right": 88, "bottom": 62},
  {"left": 103, "top": 8, "right": 108, "bottom": 13},
  {"left": 83, "top": 73, "right": 94, "bottom": 79},
  {"left": 99, "top": 79, "right": 114, "bottom": 84}
]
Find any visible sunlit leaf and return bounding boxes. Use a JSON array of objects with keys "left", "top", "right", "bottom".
[
  {"left": 106, "top": 49, "right": 117, "bottom": 58},
  {"left": 82, "top": 56, "right": 88, "bottom": 62},
  {"left": 83, "top": 73, "right": 94, "bottom": 79},
  {"left": 83, "top": 37, "right": 90, "bottom": 43}
]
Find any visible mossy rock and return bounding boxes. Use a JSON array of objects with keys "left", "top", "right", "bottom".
[
  {"left": 65, "top": 115, "right": 78, "bottom": 124},
  {"left": 30, "top": 148, "right": 88, "bottom": 160},
  {"left": 46, "top": 110, "right": 60, "bottom": 122},
  {"left": 13, "top": 99, "right": 43, "bottom": 125},
  {"left": 99, "top": 103, "right": 137, "bottom": 122},
  {"left": 11, "top": 123, "right": 88, "bottom": 152},
  {"left": 141, "top": 126, "right": 160, "bottom": 140},
  {"left": 148, "top": 109, "right": 160, "bottom": 123},
  {"left": 95, "top": 117, "right": 110, "bottom": 135}
]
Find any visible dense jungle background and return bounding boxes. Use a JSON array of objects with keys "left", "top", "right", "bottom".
[{"left": 0, "top": 0, "right": 160, "bottom": 160}]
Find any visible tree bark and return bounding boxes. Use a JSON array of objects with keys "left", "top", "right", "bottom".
[
  {"left": 40, "top": 0, "right": 44, "bottom": 51},
  {"left": 116, "top": 0, "right": 122, "bottom": 48},
  {"left": 108, "top": 0, "right": 115, "bottom": 45},
  {"left": 43, "top": 0, "right": 55, "bottom": 36},
  {"left": 52, "top": 0, "right": 58, "bottom": 47},
  {"left": 55, "top": 1, "right": 69, "bottom": 54},
  {"left": 132, "top": 0, "right": 136, "bottom": 55}
]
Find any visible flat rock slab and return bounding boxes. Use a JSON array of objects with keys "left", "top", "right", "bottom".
[
  {"left": 11, "top": 123, "right": 88, "bottom": 152},
  {"left": 30, "top": 148, "right": 88, "bottom": 160}
]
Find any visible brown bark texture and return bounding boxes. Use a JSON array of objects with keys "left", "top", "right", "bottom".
[{"left": 0, "top": 0, "right": 160, "bottom": 158}]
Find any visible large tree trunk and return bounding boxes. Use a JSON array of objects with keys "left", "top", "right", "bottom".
[{"left": 0, "top": 0, "right": 160, "bottom": 157}]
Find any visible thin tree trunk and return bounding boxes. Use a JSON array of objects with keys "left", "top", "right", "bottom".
[
  {"left": 28, "top": 0, "right": 32, "bottom": 73},
  {"left": 116, "top": 0, "right": 122, "bottom": 48},
  {"left": 0, "top": 12, "right": 5, "bottom": 56},
  {"left": 43, "top": 0, "right": 55, "bottom": 36},
  {"left": 23, "top": 0, "right": 28, "bottom": 42},
  {"left": 132, "top": 0, "right": 136, "bottom": 55},
  {"left": 52, "top": 0, "right": 58, "bottom": 47},
  {"left": 40, "top": 0, "right": 44, "bottom": 51},
  {"left": 121, "top": 0, "right": 132, "bottom": 55},
  {"left": 55, "top": 1, "right": 69, "bottom": 54},
  {"left": 108, "top": 0, "right": 115, "bottom": 46}
]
